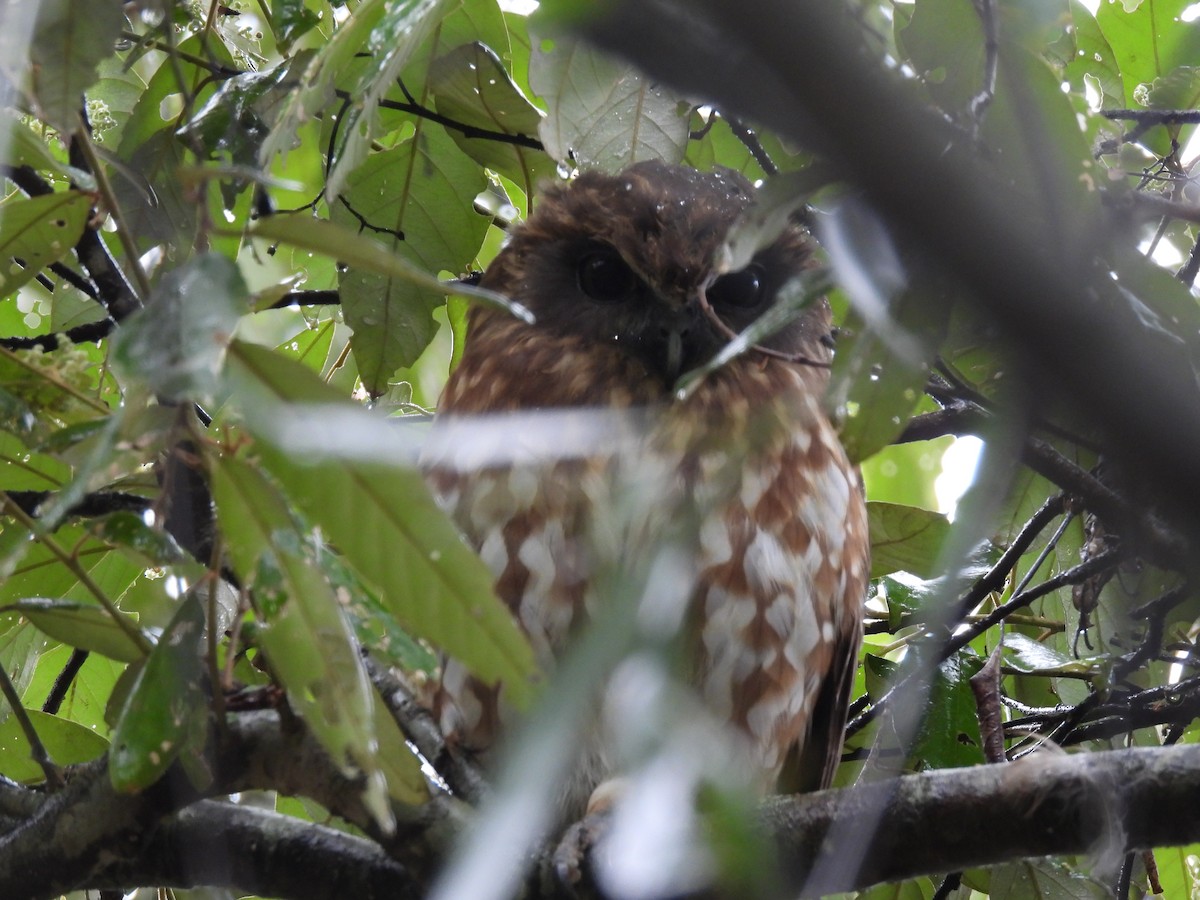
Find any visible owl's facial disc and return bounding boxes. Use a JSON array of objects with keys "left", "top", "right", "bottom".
[{"left": 568, "top": 241, "right": 780, "bottom": 381}]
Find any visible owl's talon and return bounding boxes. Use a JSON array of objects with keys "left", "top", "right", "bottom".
[{"left": 552, "top": 810, "right": 612, "bottom": 899}]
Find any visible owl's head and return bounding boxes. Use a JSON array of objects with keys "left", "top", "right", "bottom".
[{"left": 480, "top": 160, "right": 833, "bottom": 387}]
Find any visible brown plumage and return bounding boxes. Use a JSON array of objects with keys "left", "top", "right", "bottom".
[{"left": 425, "top": 160, "right": 869, "bottom": 818}]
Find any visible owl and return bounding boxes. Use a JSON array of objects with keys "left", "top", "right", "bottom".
[{"left": 424, "top": 160, "right": 869, "bottom": 820}]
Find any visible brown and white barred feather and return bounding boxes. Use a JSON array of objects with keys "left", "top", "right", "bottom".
[{"left": 424, "top": 161, "right": 869, "bottom": 819}]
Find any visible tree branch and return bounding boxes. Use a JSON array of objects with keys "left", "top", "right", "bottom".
[
  {"left": 95, "top": 802, "right": 420, "bottom": 900},
  {"left": 760, "top": 744, "right": 1200, "bottom": 897}
]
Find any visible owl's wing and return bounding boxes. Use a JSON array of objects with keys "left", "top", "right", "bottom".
[{"left": 776, "top": 617, "right": 862, "bottom": 794}]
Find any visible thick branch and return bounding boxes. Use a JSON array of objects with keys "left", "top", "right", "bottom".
[
  {"left": 0, "top": 710, "right": 448, "bottom": 900},
  {"left": 552, "top": 745, "right": 1200, "bottom": 898},
  {"left": 7, "top": 710, "right": 1200, "bottom": 899},
  {"left": 760, "top": 744, "right": 1200, "bottom": 897},
  {"left": 94, "top": 802, "right": 419, "bottom": 900}
]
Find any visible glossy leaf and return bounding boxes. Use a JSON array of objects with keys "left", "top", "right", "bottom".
[
  {"left": 0, "top": 430, "right": 72, "bottom": 490},
  {"left": 429, "top": 41, "right": 556, "bottom": 190},
  {"left": 260, "top": 0, "right": 455, "bottom": 200},
  {"left": 109, "top": 591, "right": 208, "bottom": 792},
  {"left": 987, "top": 859, "right": 1109, "bottom": 899},
  {"left": 276, "top": 0, "right": 323, "bottom": 50},
  {"left": 8, "top": 598, "right": 144, "bottom": 664}
]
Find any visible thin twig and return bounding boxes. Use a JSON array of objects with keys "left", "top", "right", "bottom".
[
  {"left": 363, "top": 655, "right": 489, "bottom": 805},
  {"left": 0, "top": 664, "right": 62, "bottom": 787},
  {"left": 0, "top": 493, "right": 153, "bottom": 656}
]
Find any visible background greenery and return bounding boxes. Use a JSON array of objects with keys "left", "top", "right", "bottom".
[{"left": 2, "top": 0, "right": 1200, "bottom": 897}]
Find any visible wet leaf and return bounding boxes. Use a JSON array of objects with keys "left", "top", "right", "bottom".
[
  {"left": 0, "top": 708, "right": 108, "bottom": 783},
  {"left": 0, "top": 191, "right": 91, "bottom": 299},
  {"left": 8, "top": 598, "right": 144, "bottom": 664},
  {"left": 530, "top": 31, "right": 690, "bottom": 171},
  {"left": 109, "top": 591, "right": 208, "bottom": 792}
]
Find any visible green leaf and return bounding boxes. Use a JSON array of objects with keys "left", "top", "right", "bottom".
[
  {"left": 1097, "top": 0, "right": 1200, "bottom": 107},
  {"left": 320, "top": 546, "right": 438, "bottom": 674},
  {"left": 22, "top": 0, "right": 126, "bottom": 131},
  {"left": 829, "top": 278, "right": 947, "bottom": 464},
  {"left": 250, "top": 212, "right": 527, "bottom": 326},
  {"left": 24, "top": 643, "right": 122, "bottom": 737},
  {"left": 862, "top": 438, "right": 951, "bottom": 511},
  {"left": 868, "top": 502, "right": 952, "bottom": 579},
  {"left": 0, "top": 614, "right": 50, "bottom": 704},
  {"left": 178, "top": 63, "right": 303, "bottom": 168},
  {"left": 897, "top": 0, "right": 986, "bottom": 112},
  {"left": 113, "top": 253, "right": 248, "bottom": 404},
  {"left": 111, "top": 35, "right": 231, "bottom": 249},
  {"left": 855, "top": 878, "right": 938, "bottom": 899},
  {"left": 1061, "top": 1, "right": 1124, "bottom": 106},
  {"left": 7, "top": 599, "right": 144, "bottom": 664},
  {"left": 0, "top": 430, "right": 72, "bottom": 490},
  {"left": 0, "top": 111, "right": 91, "bottom": 184},
  {"left": 260, "top": 0, "right": 456, "bottom": 200},
  {"left": 1002, "top": 632, "right": 1097, "bottom": 677},
  {"left": 92, "top": 512, "right": 184, "bottom": 565},
  {"left": 1151, "top": 844, "right": 1200, "bottom": 899},
  {"left": 209, "top": 452, "right": 393, "bottom": 829},
  {"left": 987, "top": 859, "right": 1110, "bottom": 899},
  {"left": 914, "top": 653, "right": 985, "bottom": 769},
  {"left": 0, "top": 708, "right": 107, "bottom": 783},
  {"left": 529, "top": 32, "right": 691, "bottom": 172},
  {"left": 865, "top": 652, "right": 984, "bottom": 770},
  {"left": 371, "top": 685, "right": 431, "bottom": 805},
  {"left": 110, "top": 591, "right": 208, "bottom": 792},
  {"left": 276, "top": 0, "right": 323, "bottom": 51},
  {"left": 0, "top": 191, "right": 91, "bottom": 299},
  {"left": 429, "top": 41, "right": 557, "bottom": 190},
  {"left": 275, "top": 316, "right": 337, "bottom": 373},
  {"left": 330, "top": 127, "right": 490, "bottom": 393},
  {"left": 222, "top": 341, "right": 537, "bottom": 705}
]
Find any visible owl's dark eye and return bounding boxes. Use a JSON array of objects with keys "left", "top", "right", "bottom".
[
  {"left": 708, "top": 264, "right": 767, "bottom": 309},
  {"left": 578, "top": 250, "right": 639, "bottom": 303}
]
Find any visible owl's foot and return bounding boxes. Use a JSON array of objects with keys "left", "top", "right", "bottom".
[{"left": 552, "top": 809, "right": 612, "bottom": 899}]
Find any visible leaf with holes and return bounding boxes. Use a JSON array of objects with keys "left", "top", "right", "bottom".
[
  {"left": 109, "top": 591, "right": 208, "bottom": 792},
  {"left": 210, "top": 451, "right": 394, "bottom": 829},
  {"left": 0, "top": 191, "right": 91, "bottom": 300}
]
